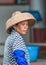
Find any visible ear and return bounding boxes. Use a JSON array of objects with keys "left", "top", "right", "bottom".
[{"left": 12, "top": 25, "right": 17, "bottom": 29}]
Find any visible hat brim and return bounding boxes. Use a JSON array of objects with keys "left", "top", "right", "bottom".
[{"left": 6, "top": 13, "right": 37, "bottom": 34}]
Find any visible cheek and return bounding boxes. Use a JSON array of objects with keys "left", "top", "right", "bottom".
[
  {"left": 18, "top": 26, "right": 23, "bottom": 31},
  {"left": 19, "top": 25, "right": 24, "bottom": 29},
  {"left": 20, "top": 27, "right": 24, "bottom": 31}
]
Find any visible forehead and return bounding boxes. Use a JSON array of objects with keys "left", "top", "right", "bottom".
[{"left": 19, "top": 20, "right": 29, "bottom": 24}]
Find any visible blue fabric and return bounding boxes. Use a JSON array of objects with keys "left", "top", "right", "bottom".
[
  {"left": 23, "top": 11, "right": 42, "bottom": 21},
  {"left": 13, "top": 50, "right": 28, "bottom": 65}
]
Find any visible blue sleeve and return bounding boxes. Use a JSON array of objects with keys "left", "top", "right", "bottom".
[{"left": 13, "top": 50, "right": 28, "bottom": 65}]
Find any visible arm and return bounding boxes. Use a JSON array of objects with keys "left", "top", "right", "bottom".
[
  {"left": 12, "top": 34, "right": 30, "bottom": 65},
  {"left": 13, "top": 50, "right": 28, "bottom": 65}
]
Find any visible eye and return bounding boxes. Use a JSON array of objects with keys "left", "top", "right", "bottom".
[
  {"left": 20, "top": 21, "right": 28, "bottom": 26},
  {"left": 26, "top": 23, "right": 28, "bottom": 26},
  {"left": 21, "top": 23, "right": 25, "bottom": 25}
]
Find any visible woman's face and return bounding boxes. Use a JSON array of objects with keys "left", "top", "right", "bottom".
[{"left": 13, "top": 20, "right": 29, "bottom": 34}]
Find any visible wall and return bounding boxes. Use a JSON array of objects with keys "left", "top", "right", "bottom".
[
  {"left": 29, "top": 0, "right": 45, "bottom": 42},
  {"left": 30, "top": 0, "right": 45, "bottom": 22}
]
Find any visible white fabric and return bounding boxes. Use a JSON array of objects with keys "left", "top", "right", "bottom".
[{"left": 3, "top": 30, "right": 30, "bottom": 65}]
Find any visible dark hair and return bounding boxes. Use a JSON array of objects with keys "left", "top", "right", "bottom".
[
  {"left": 8, "top": 27, "right": 14, "bottom": 34},
  {"left": 8, "top": 23, "right": 18, "bottom": 34}
]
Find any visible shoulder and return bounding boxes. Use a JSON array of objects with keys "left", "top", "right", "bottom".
[
  {"left": 11, "top": 31, "right": 25, "bottom": 44},
  {"left": 5, "top": 31, "right": 25, "bottom": 44},
  {"left": 11, "top": 31, "right": 24, "bottom": 41}
]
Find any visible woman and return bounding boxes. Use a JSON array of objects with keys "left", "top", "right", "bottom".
[{"left": 3, "top": 11, "right": 36, "bottom": 65}]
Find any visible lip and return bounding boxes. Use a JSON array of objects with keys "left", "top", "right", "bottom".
[{"left": 23, "top": 30, "right": 27, "bottom": 32}]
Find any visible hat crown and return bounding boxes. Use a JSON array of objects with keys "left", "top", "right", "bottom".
[
  {"left": 12, "top": 11, "right": 21, "bottom": 17},
  {"left": 6, "top": 11, "right": 36, "bottom": 34}
]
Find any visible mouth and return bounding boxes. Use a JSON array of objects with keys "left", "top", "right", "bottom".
[{"left": 23, "top": 30, "right": 27, "bottom": 32}]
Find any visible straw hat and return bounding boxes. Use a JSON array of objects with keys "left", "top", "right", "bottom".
[{"left": 6, "top": 11, "right": 37, "bottom": 34}]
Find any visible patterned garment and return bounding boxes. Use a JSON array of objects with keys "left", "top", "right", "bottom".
[{"left": 3, "top": 30, "right": 30, "bottom": 65}]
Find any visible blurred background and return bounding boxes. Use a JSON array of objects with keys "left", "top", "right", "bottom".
[{"left": 0, "top": 0, "right": 46, "bottom": 65}]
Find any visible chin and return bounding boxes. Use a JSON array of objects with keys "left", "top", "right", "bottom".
[{"left": 22, "top": 32, "right": 27, "bottom": 34}]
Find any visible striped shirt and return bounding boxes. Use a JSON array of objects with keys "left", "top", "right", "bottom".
[{"left": 3, "top": 30, "right": 30, "bottom": 65}]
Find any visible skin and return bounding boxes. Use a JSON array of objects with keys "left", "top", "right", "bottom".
[{"left": 13, "top": 20, "right": 29, "bottom": 35}]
